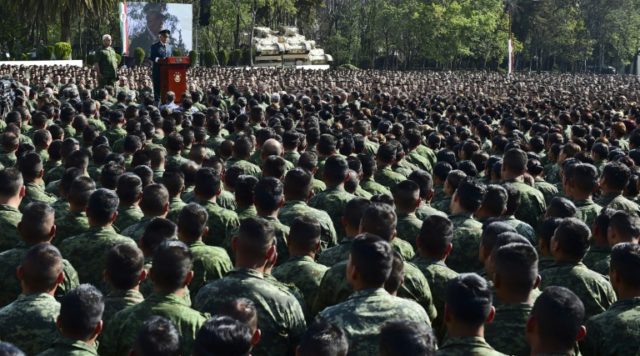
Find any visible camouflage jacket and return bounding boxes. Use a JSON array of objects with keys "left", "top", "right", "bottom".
[
  {"left": 317, "top": 288, "right": 431, "bottom": 356},
  {"left": 573, "top": 198, "right": 602, "bottom": 229},
  {"left": 120, "top": 217, "right": 153, "bottom": 242},
  {"left": 166, "top": 196, "right": 187, "bottom": 223},
  {"left": 581, "top": 297, "right": 640, "bottom": 356},
  {"left": 416, "top": 202, "right": 447, "bottom": 221},
  {"left": 279, "top": 200, "right": 337, "bottom": 249},
  {"left": 538, "top": 256, "right": 556, "bottom": 272},
  {"left": 360, "top": 177, "right": 391, "bottom": 196},
  {"left": 113, "top": 205, "right": 144, "bottom": 232},
  {"left": 391, "top": 237, "right": 416, "bottom": 261},
  {"left": 236, "top": 205, "right": 257, "bottom": 221},
  {"left": 36, "top": 337, "right": 98, "bottom": 356},
  {"left": 501, "top": 215, "right": 536, "bottom": 245},
  {"left": 55, "top": 211, "right": 90, "bottom": 245},
  {"left": 0, "top": 204, "right": 22, "bottom": 252},
  {"left": 317, "top": 237, "right": 353, "bottom": 267},
  {"left": 436, "top": 336, "right": 506, "bottom": 356},
  {"left": 100, "top": 292, "right": 208, "bottom": 356},
  {"left": 447, "top": 213, "right": 483, "bottom": 273},
  {"left": 193, "top": 199, "right": 240, "bottom": 248},
  {"left": 539, "top": 261, "right": 617, "bottom": 318},
  {"left": 194, "top": 268, "right": 307, "bottom": 356},
  {"left": 187, "top": 240, "right": 233, "bottom": 298},
  {"left": 59, "top": 225, "right": 135, "bottom": 291},
  {"left": 502, "top": 178, "right": 547, "bottom": 229},
  {"left": 21, "top": 182, "right": 57, "bottom": 210},
  {"left": 484, "top": 302, "right": 533, "bottom": 356},
  {"left": 227, "top": 158, "right": 262, "bottom": 177},
  {"left": 165, "top": 153, "right": 191, "bottom": 171},
  {"left": 0, "top": 293, "right": 61, "bottom": 355},
  {"left": 272, "top": 255, "right": 329, "bottom": 310},
  {"left": 0, "top": 246, "right": 79, "bottom": 307},
  {"left": 308, "top": 186, "right": 356, "bottom": 240},
  {"left": 596, "top": 192, "right": 640, "bottom": 216},
  {"left": 217, "top": 189, "right": 237, "bottom": 211},
  {"left": 582, "top": 245, "right": 610, "bottom": 273},
  {"left": 534, "top": 177, "right": 559, "bottom": 205},
  {"left": 102, "top": 288, "right": 145, "bottom": 325},
  {"left": 396, "top": 211, "right": 423, "bottom": 249},
  {"left": 374, "top": 166, "right": 406, "bottom": 187}
]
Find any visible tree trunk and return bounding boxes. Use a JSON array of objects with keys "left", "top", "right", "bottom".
[
  {"left": 60, "top": 6, "right": 72, "bottom": 42},
  {"left": 234, "top": 0, "right": 241, "bottom": 49},
  {"left": 249, "top": 1, "right": 257, "bottom": 67}
]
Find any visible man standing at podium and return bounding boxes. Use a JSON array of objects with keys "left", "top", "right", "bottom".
[{"left": 150, "top": 29, "right": 172, "bottom": 104}]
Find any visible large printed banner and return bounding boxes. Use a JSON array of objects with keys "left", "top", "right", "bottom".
[{"left": 120, "top": 1, "right": 193, "bottom": 55}]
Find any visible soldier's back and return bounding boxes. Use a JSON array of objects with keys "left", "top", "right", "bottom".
[
  {"left": 484, "top": 302, "right": 533, "bottom": 356},
  {"left": 0, "top": 293, "right": 60, "bottom": 355},
  {"left": 396, "top": 212, "right": 423, "bottom": 248},
  {"left": 447, "top": 214, "right": 483, "bottom": 273},
  {"left": 194, "top": 268, "right": 307, "bottom": 356},
  {"left": 272, "top": 255, "right": 329, "bottom": 310},
  {"left": 502, "top": 179, "right": 546, "bottom": 228},
  {"left": 279, "top": 200, "right": 337, "bottom": 249},
  {"left": 308, "top": 186, "right": 355, "bottom": 239},
  {"left": 196, "top": 199, "right": 239, "bottom": 248},
  {"left": 113, "top": 205, "right": 144, "bottom": 232},
  {"left": 36, "top": 336, "right": 99, "bottom": 356},
  {"left": 102, "top": 289, "right": 145, "bottom": 325},
  {"left": 582, "top": 297, "right": 640, "bottom": 356},
  {"left": 55, "top": 211, "right": 90, "bottom": 244},
  {"left": 436, "top": 336, "right": 507, "bottom": 356},
  {"left": 0, "top": 204, "right": 22, "bottom": 252},
  {"left": 188, "top": 240, "right": 233, "bottom": 297}
]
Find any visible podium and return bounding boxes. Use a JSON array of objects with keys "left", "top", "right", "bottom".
[{"left": 158, "top": 56, "right": 190, "bottom": 104}]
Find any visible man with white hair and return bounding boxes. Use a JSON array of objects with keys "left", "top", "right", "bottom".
[{"left": 95, "top": 34, "right": 119, "bottom": 89}]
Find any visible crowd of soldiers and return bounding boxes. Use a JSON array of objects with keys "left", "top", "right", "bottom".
[{"left": 0, "top": 64, "right": 638, "bottom": 356}]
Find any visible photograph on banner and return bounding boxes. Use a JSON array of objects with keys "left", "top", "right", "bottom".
[{"left": 122, "top": 2, "right": 193, "bottom": 56}]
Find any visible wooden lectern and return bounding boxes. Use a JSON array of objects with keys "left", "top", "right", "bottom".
[{"left": 158, "top": 56, "right": 190, "bottom": 104}]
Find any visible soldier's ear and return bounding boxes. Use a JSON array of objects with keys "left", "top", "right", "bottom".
[
  {"left": 533, "top": 275, "right": 541, "bottom": 290},
  {"left": 576, "top": 325, "right": 587, "bottom": 342},
  {"left": 18, "top": 185, "right": 26, "bottom": 199},
  {"left": 252, "top": 328, "right": 261, "bottom": 346},
  {"left": 55, "top": 271, "right": 65, "bottom": 286},
  {"left": 183, "top": 270, "right": 194, "bottom": 287},
  {"left": 139, "top": 269, "right": 148, "bottom": 283},
  {"left": 93, "top": 320, "right": 104, "bottom": 339},
  {"left": 48, "top": 224, "right": 56, "bottom": 242},
  {"left": 485, "top": 306, "right": 496, "bottom": 324}
]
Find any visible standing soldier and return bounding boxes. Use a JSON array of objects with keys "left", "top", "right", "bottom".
[{"left": 95, "top": 34, "right": 119, "bottom": 89}]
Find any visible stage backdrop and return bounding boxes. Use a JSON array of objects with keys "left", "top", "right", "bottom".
[{"left": 120, "top": 1, "right": 193, "bottom": 56}]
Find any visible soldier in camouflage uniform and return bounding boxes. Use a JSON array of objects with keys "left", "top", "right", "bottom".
[
  {"left": 539, "top": 218, "right": 616, "bottom": 319},
  {"left": 102, "top": 244, "right": 145, "bottom": 325},
  {"left": 564, "top": 163, "right": 602, "bottom": 228},
  {"left": 485, "top": 243, "right": 539, "bottom": 356},
  {"left": 191, "top": 168, "right": 240, "bottom": 247},
  {"left": 59, "top": 189, "right": 136, "bottom": 291},
  {"left": 581, "top": 243, "right": 640, "bottom": 356},
  {"left": 375, "top": 142, "right": 406, "bottom": 187},
  {"left": 95, "top": 34, "right": 119, "bottom": 88},
  {"left": 412, "top": 215, "right": 458, "bottom": 341},
  {"left": 358, "top": 153, "right": 391, "bottom": 197},
  {"left": 309, "top": 156, "right": 356, "bottom": 240},
  {"left": 297, "top": 151, "right": 327, "bottom": 196},
  {"left": 582, "top": 208, "right": 615, "bottom": 273},
  {"left": 0, "top": 244, "right": 63, "bottom": 355},
  {"left": 233, "top": 174, "right": 258, "bottom": 222},
  {"left": 250, "top": 177, "right": 292, "bottom": 264},
  {"left": 0, "top": 202, "right": 79, "bottom": 307},
  {"left": 19, "top": 152, "right": 58, "bottom": 210},
  {"left": 177, "top": 203, "right": 233, "bottom": 298},
  {"left": 226, "top": 136, "right": 262, "bottom": 177},
  {"left": 121, "top": 184, "right": 170, "bottom": 242},
  {"left": 38, "top": 284, "right": 104, "bottom": 356},
  {"left": 113, "top": 173, "right": 144, "bottom": 231},
  {"left": 596, "top": 162, "right": 640, "bottom": 216},
  {"left": 280, "top": 168, "right": 337, "bottom": 249},
  {"left": 163, "top": 170, "right": 187, "bottom": 223},
  {"left": 447, "top": 179, "right": 485, "bottom": 273},
  {"left": 100, "top": 241, "right": 208, "bottom": 356},
  {"left": 194, "top": 217, "right": 307, "bottom": 356},
  {"left": 54, "top": 176, "right": 94, "bottom": 244},
  {"left": 273, "top": 216, "right": 329, "bottom": 312},
  {"left": 591, "top": 210, "right": 640, "bottom": 276},
  {"left": 407, "top": 170, "right": 447, "bottom": 221},
  {"left": 313, "top": 204, "right": 437, "bottom": 322},
  {"left": 316, "top": 235, "right": 431, "bottom": 356},
  {"left": 164, "top": 133, "right": 191, "bottom": 171},
  {"left": 526, "top": 286, "right": 586, "bottom": 356},
  {"left": 500, "top": 149, "right": 546, "bottom": 229},
  {"left": 436, "top": 273, "right": 506, "bottom": 356},
  {"left": 0, "top": 168, "right": 24, "bottom": 252},
  {"left": 317, "top": 197, "right": 371, "bottom": 267},
  {"left": 392, "top": 180, "right": 424, "bottom": 249},
  {"left": 536, "top": 218, "right": 562, "bottom": 272}
]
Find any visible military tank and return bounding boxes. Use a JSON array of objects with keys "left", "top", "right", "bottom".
[{"left": 252, "top": 26, "right": 332, "bottom": 68}]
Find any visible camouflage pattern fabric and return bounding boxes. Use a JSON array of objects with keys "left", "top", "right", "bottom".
[
  {"left": 436, "top": 336, "right": 507, "bottom": 356},
  {"left": 113, "top": 205, "right": 144, "bottom": 232},
  {"left": 20, "top": 182, "right": 57, "bottom": 210},
  {"left": 581, "top": 297, "right": 640, "bottom": 356},
  {"left": 484, "top": 302, "right": 533, "bottom": 356},
  {"left": 272, "top": 255, "right": 329, "bottom": 310},
  {"left": 374, "top": 166, "right": 405, "bottom": 187},
  {"left": 396, "top": 212, "right": 423, "bottom": 249},
  {"left": 573, "top": 199, "right": 602, "bottom": 229},
  {"left": 502, "top": 179, "right": 547, "bottom": 229},
  {"left": 308, "top": 186, "right": 356, "bottom": 239},
  {"left": 416, "top": 202, "right": 447, "bottom": 221},
  {"left": 187, "top": 240, "right": 233, "bottom": 298},
  {"left": 0, "top": 204, "right": 22, "bottom": 252},
  {"left": 192, "top": 199, "right": 240, "bottom": 248},
  {"left": 102, "top": 288, "right": 145, "bottom": 325},
  {"left": 501, "top": 215, "right": 536, "bottom": 245},
  {"left": 36, "top": 337, "right": 99, "bottom": 356},
  {"left": 596, "top": 193, "right": 640, "bottom": 216},
  {"left": 582, "top": 245, "right": 610, "bottom": 273},
  {"left": 317, "top": 238, "right": 353, "bottom": 267},
  {"left": 360, "top": 177, "right": 391, "bottom": 196},
  {"left": 447, "top": 213, "right": 483, "bottom": 273},
  {"left": 279, "top": 200, "right": 337, "bottom": 249},
  {"left": 120, "top": 217, "right": 153, "bottom": 242},
  {"left": 55, "top": 211, "right": 90, "bottom": 245}
]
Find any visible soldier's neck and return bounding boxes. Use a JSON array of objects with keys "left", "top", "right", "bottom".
[
  {"left": 446, "top": 322, "right": 485, "bottom": 339},
  {"left": 0, "top": 195, "right": 21, "bottom": 208}
]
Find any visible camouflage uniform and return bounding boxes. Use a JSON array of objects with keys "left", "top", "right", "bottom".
[
  {"left": 59, "top": 225, "right": 135, "bottom": 291},
  {"left": 538, "top": 256, "right": 556, "bottom": 272},
  {"left": 20, "top": 182, "right": 57, "bottom": 210},
  {"left": 582, "top": 245, "right": 610, "bottom": 274},
  {"left": 317, "top": 237, "right": 353, "bottom": 267},
  {"left": 501, "top": 215, "right": 536, "bottom": 245},
  {"left": 573, "top": 199, "right": 602, "bottom": 229},
  {"left": 581, "top": 297, "right": 640, "bottom": 356},
  {"left": 272, "top": 255, "right": 329, "bottom": 310},
  {"left": 217, "top": 189, "right": 237, "bottom": 211},
  {"left": 596, "top": 192, "right": 640, "bottom": 216},
  {"left": 166, "top": 197, "right": 187, "bottom": 223},
  {"left": 165, "top": 154, "right": 190, "bottom": 171},
  {"left": 52, "top": 198, "right": 70, "bottom": 221},
  {"left": 317, "top": 288, "right": 431, "bottom": 355},
  {"left": 227, "top": 159, "right": 262, "bottom": 178},
  {"left": 396, "top": 212, "right": 423, "bottom": 249},
  {"left": 36, "top": 337, "right": 98, "bottom": 356},
  {"left": 312, "top": 260, "right": 437, "bottom": 322},
  {"left": 0, "top": 152, "right": 17, "bottom": 168},
  {"left": 236, "top": 205, "right": 257, "bottom": 221},
  {"left": 591, "top": 256, "right": 610, "bottom": 276},
  {"left": 103, "top": 127, "right": 127, "bottom": 146},
  {"left": 354, "top": 185, "right": 372, "bottom": 199},
  {"left": 279, "top": 200, "right": 337, "bottom": 249},
  {"left": 436, "top": 336, "right": 506, "bottom": 356},
  {"left": 360, "top": 177, "right": 391, "bottom": 196},
  {"left": 308, "top": 186, "right": 356, "bottom": 239},
  {"left": 102, "top": 289, "right": 145, "bottom": 325},
  {"left": 534, "top": 177, "right": 559, "bottom": 205},
  {"left": 0, "top": 204, "right": 22, "bottom": 252},
  {"left": 407, "top": 149, "right": 432, "bottom": 172},
  {"left": 262, "top": 216, "right": 290, "bottom": 264},
  {"left": 100, "top": 292, "right": 208, "bottom": 356},
  {"left": 447, "top": 213, "right": 483, "bottom": 273},
  {"left": 193, "top": 199, "right": 240, "bottom": 248},
  {"left": 284, "top": 151, "right": 300, "bottom": 165},
  {"left": 0, "top": 293, "right": 60, "bottom": 355},
  {"left": 113, "top": 205, "right": 144, "bottom": 232},
  {"left": 187, "top": 240, "right": 233, "bottom": 298},
  {"left": 391, "top": 238, "right": 416, "bottom": 261},
  {"left": 416, "top": 202, "right": 447, "bottom": 221},
  {"left": 54, "top": 211, "right": 90, "bottom": 245},
  {"left": 502, "top": 178, "right": 547, "bottom": 229},
  {"left": 539, "top": 261, "right": 617, "bottom": 318},
  {"left": 412, "top": 256, "right": 458, "bottom": 340},
  {"left": 193, "top": 268, "right": 307, "bottom": 356},
  {"left": 484, "top": 302, "right": 533, "bottom": 356},
  {"left": 120, "top": 217, "right": 153, "bottom": 242},
  {"left": 374, "top": 166, "right": 405, "bottom": 187},
  {"left": 0, "top": 246, "right": 79, "bottom": 307},
  {"left": 432, "top": 197, "right": 452, "bottom": 215}
]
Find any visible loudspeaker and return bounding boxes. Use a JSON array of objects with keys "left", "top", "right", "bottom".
[{"left": 200, "top": 0, "right": 212, "bottom": 26}]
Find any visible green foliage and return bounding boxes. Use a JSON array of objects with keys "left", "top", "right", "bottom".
[
  {"left": 134, "top": 48, "right": 145, "bottom": 66},
  {"left": 86, "top": 53, "right": 96, "bottom": 66},
  {"left": 218, "top": 50, "right": 229, "bottom": 66},
  {"left": 203, "top": 51, "right": 216, "bottom": 67},
  {"left": 189, "top": 50, "right": 198, "bottom": 67},
  {"left": 337, "top": 64, "right": 359, "bottom": 70},
  {"left": 229, "top": 49, "right": 243, "bottom": 66},
  {"left": 172, "top": 48, "right": 183, "bottom": 57},
  {"left": 53, "top": 42, "right": 72, "bottom": 60},
  {"left": 20, "top": 53, "right": 29, "bottom": 60}
]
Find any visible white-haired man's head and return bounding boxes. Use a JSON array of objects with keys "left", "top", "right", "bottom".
[{"left": 102, "top": 34, "right": 112, "bottom": 46}]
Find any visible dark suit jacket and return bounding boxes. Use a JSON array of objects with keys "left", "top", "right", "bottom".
[{"left": 150, "top": 41, "right": 172, "bottom": 78}]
